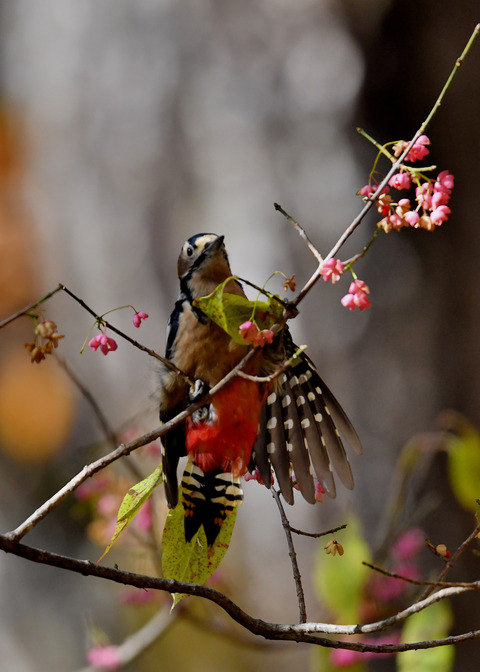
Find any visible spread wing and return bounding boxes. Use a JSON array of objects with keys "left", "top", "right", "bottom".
[{"left": 252, "top": 334, "right": 362, "bottom": 504}]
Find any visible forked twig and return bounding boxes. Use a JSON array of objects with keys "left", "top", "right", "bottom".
[{"left": 271, "top": 488, "right": 307, "bottom": 623}]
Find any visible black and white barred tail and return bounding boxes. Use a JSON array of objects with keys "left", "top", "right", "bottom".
[
  {"left": 181, "top": 460, "right": 244, "bottom": 545},
  {"left": 252, "top": 332, "right": 363, "bottom": 505}
]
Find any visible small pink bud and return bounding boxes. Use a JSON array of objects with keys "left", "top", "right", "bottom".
[{"left": 133, "top": 311, "right": 149, "bottom": 328}]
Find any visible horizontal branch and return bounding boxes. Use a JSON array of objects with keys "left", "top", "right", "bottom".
[{"left": 1, "top": 534, "right": 480, "bottom": 653}]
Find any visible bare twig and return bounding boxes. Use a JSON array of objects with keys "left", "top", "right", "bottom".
[
  {"left": 237, "top": 346, "right": 307, "bottom": 383},
  {"left": 274, "top": 203, "right": 323, "bottom": 264},
  {"left": 271, "top": 489, "right": 307, "bottom": 623},
  {"left": 418, "top": 522, "right": 480, "bottom": 601},
  {"left": 0, "top": 285, "right": 64, "bottom": 328},
  {"left": 288, "top": 523, "right": 347, "bottom": 539}
]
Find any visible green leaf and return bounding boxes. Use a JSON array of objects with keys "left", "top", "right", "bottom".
[
  {"left": 446, "top": 422, "right": 480, "bottom": 511},
  {"left": 98, "top": 464, "right": 163, "bottom": 562},
  {"left": 397, "top": 600, "right": 454, "bottom": 672},
  {"left": 193, "top": 277, "right": 284, "bottom": 344},
  {"left": 313, "top": 516, "right": 371, "bottom": 623},
  {"left": 161, "top": 488, "right": 238, "bottom": 608}
]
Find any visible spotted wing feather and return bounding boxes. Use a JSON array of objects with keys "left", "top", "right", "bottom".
[{"left": 252, "top": 332, "right": 361, "bottom": 504}]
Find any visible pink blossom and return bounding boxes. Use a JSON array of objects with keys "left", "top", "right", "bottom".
[
  {"left": 254, "top": 329, "right": 274, "bottom": 347},
  {"left": 132, "top": 311, "right": 149, "bottom": 328},
  {"left": 388, "top": 171, "right": 411, "bottom": 190},
  {"left": 388, "top": 213, "right": 404, "bottom": 230},
  {"left": 87, "top": 645, "right": 120, "bottom": 670},
  {"left": 406, "top": 134, "right": 430, "bottom": 162},
  {"left": 239, "top": 320, "right": 259, "bottom": 345},
  {"left": 320, "top": 258, "right": 344, "bottom": 284},
  {"left": 404, "top": 210, "right": 420, "bottom": 227},
  {"left": 358, "top": 183, "right": 389, "bottom": 198},
  {"left": 432, "top": 190, "right": 450, "bottom": 209},
  {"left": 341, "top": 280, "right": 371, "bottom": 312},
  {"left": 430, "top": 205, "right": 451, "bottom": 224},
  {"left": 239, "top": 321, "right": 274, "bottom": 348},
  {"left": 435, "top": 170, "right": 454, "bottom": 192},
  {"left": 415, "top": 182, "right": 433, "bottom": 210},
  {"left": 89, "top": 333, "right": 118, "bottom": 355}
]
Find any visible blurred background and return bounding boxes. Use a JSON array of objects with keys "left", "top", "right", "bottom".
[{"left": 0, "top": 1, "right": 479, "bottom": 670}]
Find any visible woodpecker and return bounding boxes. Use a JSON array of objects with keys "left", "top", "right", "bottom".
[{"left": 159, "top": 233, "right": 362, "bottom": 544}]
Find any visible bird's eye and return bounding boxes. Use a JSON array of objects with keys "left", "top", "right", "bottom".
[{"left": 186, "top": 245, "right": 194, "bottom": 257}]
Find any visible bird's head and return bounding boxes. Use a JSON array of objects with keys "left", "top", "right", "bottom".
[{"left": 178, "top": 233, "right": 232, "bottom": 298}]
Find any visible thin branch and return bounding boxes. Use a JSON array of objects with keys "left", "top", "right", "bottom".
[
  {"left": 0, "top": 285, "right": 64, "bottom": 328},
  {"left": 418, "top": 522, "right": 480, "bottom": 601},
  {"left": 274, "top": 203, "right": 323, "bottom": 264},
  {"left": 1, "top": 534, "right": 480, "bottom": 652},
  {"left": 422, "top": 23, "right": 480, "bottom": 130},
  {"left": 288, "top": 523, "right": 347, "bottom": 539},
  {"left": 236, "top": 346, "right": 307, "bottom": 383},
  {"left": 363, "top": 560, "right": 480, "bottom": 590},
  {"left": 271, "top": 488, "right": 307, "bottom": 624}
]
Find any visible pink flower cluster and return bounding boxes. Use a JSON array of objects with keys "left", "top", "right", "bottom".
[
  {"left": 239, "top": 320, "right": 274, "bottom": 347},
  {"left": 340, "top": 280, "right": 371, "bottom": 312},
  {"left": 393, "top": 134, "right": 430, "bottom": 162},
  {"left": 320, "top": 259, "right": 371, "bottom": 313},
  {"left": 88, "top": 309, "right": 149, "bottom": 356},
  {"left": 359, "top": 136, "right": 454, "bottom": 233},
  {"left": 89, "top": 332, "right": 118, "bottom": 355},
  {"left": 320, "top": 258, "right": 344, "bottom": 284}
]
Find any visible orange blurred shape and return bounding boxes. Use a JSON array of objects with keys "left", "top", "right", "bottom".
[{"left": 0, "top": 351, "right": 74, "bottom": 461}]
